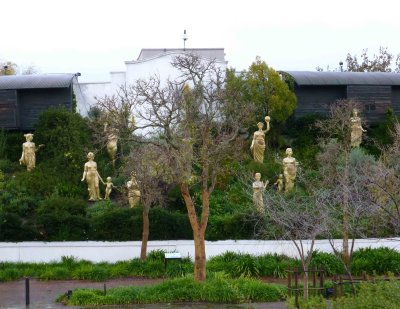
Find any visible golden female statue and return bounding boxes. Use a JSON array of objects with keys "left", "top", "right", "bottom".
[
  {"left": 282, "top": 148, "right": 299, "bottom": 192},
  {"left": 127, "top": 171, "right": 141, "bottom": 208},
  {"left": 81, "top": 152, "right": 104, "bottom": 201},
  {"left": 252, "top": 172, "right": 269, "bottom": 213},
  {"left": 104, "top": 123, "right": 119, "bottom": 167},
  {"left": 350, "top": 108, "right": 366, "bottom": 148},
  {"left": 250, "top": 116, "right": 271, "bottom": 163},
  {"left": 19, "top": 133, "right": 44, "bottom": 172}
]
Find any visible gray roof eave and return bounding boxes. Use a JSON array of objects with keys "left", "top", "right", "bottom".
[
  {"left": 281, "top": 71, "right": 400, "bottom": 86},
  {"left": 0, "top": 74, "right": 76, "bottom": 90}
]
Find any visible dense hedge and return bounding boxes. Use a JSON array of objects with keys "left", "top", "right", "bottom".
[{"left": 0, "top": 198, "right": 260, "bottom": 241}]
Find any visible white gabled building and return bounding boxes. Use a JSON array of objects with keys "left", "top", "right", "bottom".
[{"left": 74, "top": 48, "right": 228, "bottom": 116}]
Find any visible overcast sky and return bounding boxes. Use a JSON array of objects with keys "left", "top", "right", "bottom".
[{"left": 2, "top": 0, "right": 400, "bottom": 82}]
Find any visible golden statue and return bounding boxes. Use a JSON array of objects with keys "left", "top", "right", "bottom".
[
  {"left": 19, "top": 133, "right": 44, "bottom": 172},
  {"left": 81, "top": 152, "right": 104, "bottom": 201},
  {"left": 274, "top": 174, "right": 284, "bottom": 192},
  {"left": 104, "top": 123, "right": 119, "bottom": 167},
  {"left": 104, "top": 177, "right": 114, "bottom": 200},
  {"left": 282, "top": 148, "right": 298, "bottom": 192},
  {"left": 252, "top": 172, "right": 269, "bottom": 213},
  {"left": 250, "top": 116, "right": 271, "bottom": 163},
  {"left": 127, "top": 171, "right": 141, "bottom": 208},
  {"left": 350, "top": 108, "right": 366, "bottom": 148}
]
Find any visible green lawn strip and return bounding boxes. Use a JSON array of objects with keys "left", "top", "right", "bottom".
[{"left": 59, "top": 277, "right": 287, "bottom": 306}]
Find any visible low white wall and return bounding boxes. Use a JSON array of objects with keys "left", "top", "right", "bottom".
[{"left": 1, "top": 239, "right": 399, "bottom": 263}]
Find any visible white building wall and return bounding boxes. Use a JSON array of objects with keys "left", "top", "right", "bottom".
[
  {"left": 74, "top": 51, "right": 228, "bottom": 116},
  {"left": 1, "top": 239, "right": 399, "bottom": 263}
]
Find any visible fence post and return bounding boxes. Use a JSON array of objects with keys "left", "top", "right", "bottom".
[
  {"left": 25, "top": 277, "right": 30, "bottom": 306},
  {"left": 319, "top": 267, "right": 324, "bottom": 296},
  {"left": 362, "top": 271, "right": 367, "bottom": 282},
  {"left": 294, "top": 269, "right": 299, "bottom": 309},
  {"left": 339, "top": 275, "right": 344, "bottom": 297},
  {"left": 288, "top": 268, "right": 292, "bottom": 297},
  {"left": 333, "top": 275, "right": 337, "bottom": 300},
  {"left": 312, "top": 267, "right": 316, "bottom": 296}
]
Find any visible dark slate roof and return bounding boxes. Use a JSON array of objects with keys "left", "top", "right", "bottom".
[
  {"left": 0, "top": 74, "right": 76, "bottom": 90},
  {"left": 137, "top": 48, "right": 226, "bottom": 62},
  {"left": 282, "top": 71, "right": 400, "bottom": 86}
]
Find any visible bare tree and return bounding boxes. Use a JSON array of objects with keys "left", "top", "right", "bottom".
[
  {"left": 366, "top": 122, "right": 400, "bottom": 235},
  {"left": 126, "top": 143, "right": 169, "bottom": 260},
  {"left": 264, "top": 183, "right": 329, "bottom": 300},
  {"left": 128, "top": 53, "right": 252, "bottom": 281},
  {"left": 317, "top": 144, "right": 378, "bottom": 290},
  {"left": 315, "top": 99, "right": 364, "bottom": 264},
  {"left": 346, "top": 46, "right": 399, "bottom": 72},
  {"left": 315, "top": 100, "right": 383, "bottom": 287},
  {"left": 89, "top": 86, "right": 137, "bottom": 161}
]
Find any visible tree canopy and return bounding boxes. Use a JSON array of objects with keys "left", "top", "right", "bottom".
[{"left": 227, "top": 57, "right": 296, "bottom": 124}]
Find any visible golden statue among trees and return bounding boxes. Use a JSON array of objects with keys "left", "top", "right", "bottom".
[
  {"left": 127, "top": 171, "right": 141, "bottom": 208},
  {"left": 274, "top": 174, "right": 284, "bottom": 192},
  {"left": 104, "top": 177, "right": 114, "bottom": 200},
  {"left": 104, "top": 123, "right": 119, "bottom": 167},
  {"left": 350, "top": 108, "right": 366, "bottom": 148},
  {"left": 19, "top": 133, "right": 44, "bottom": 172},
  {"left": 81, "top": 152, "right": 104, "bottom": 201},
  {"left": 252, "top": 172, "right": 268, "bottom": 212},
  {"left": 250, "top": 116, "right": 271, "bottom": 163},
  {"left": 283, "top": 148, "right": 299, "bottom": 192}
]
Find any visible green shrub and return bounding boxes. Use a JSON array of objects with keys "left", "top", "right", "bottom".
[
  {"left": 234, "top": 254, "right": 260, "bottom": 278},
  {"left": 0, "top": 267, "right": 22, "bottom": 281},
  {"left": 60, "top": 255, "right": 79, "bottom": 270},
  {"left": 110, "top": 261, "right": 131, "bottom": 278},
  {"left": 257, "top": 254, "right": 298, "bottom": 278},
  {"left": 72, "top": 264, "right": 95, "bottom": 280},
  {"left": 39, "top": 267, "right": 70, "bottom": 280},
  {"left": 351, "top": 247, "right": 400, "bottom": 275},
  {"left": 207, "top": 252, "right": 260, "bottom": 278},
  {"left": 332, "top": 280, "right": 400, "bottom": 309},
  {"left": 165, "top": 257, "right": 193, "bottom": 278},
  {"left": 64, "top": 277, "right": 287, "bottom": 305},
  {"left": 36, "top": 196, "right": 89, "bottom": 241},
  {"left": 90, "top": 265, "right": 110, "bottom": 281},
  {"left": 89, "top": 207, "right": 138, "bottom": 241},
  {"left": 147, "top": 249, "right": 166, "bottom": 261},
  {"left": 310, "top": 251, "right": 345, "bottom": 276},
  {"left": 287, "top": 295, "right": 327, "bottom": 309}
]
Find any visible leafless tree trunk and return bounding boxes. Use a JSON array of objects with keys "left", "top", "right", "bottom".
[
  {"left": 126, "top": 144, "right": 169, "bottom": 261},
  {"left": 140, "top": 205, "right": 150, "bottom": 260}
]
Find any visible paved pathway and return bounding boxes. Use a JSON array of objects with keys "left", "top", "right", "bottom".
[{"left": 0, "top": 278, "right": 287, "bottom": 309}]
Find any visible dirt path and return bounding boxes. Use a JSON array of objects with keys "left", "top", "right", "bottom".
[{"left": 0, "top": 278, "right": 162, "bottom": 308}]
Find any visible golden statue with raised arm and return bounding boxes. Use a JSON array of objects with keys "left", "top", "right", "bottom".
[
  {"left": 19, "top": 133, "right": 44, "bottom": 172},
  {"left": 250, "top": 116, "right": 271, "bottom": 163},
  {"left": 81, "top": 152, "right": 104, "bottom": 201}
]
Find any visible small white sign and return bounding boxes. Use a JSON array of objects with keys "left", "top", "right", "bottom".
[{"left": 165, "top": 252, "right": 182, "bottom": 259}]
